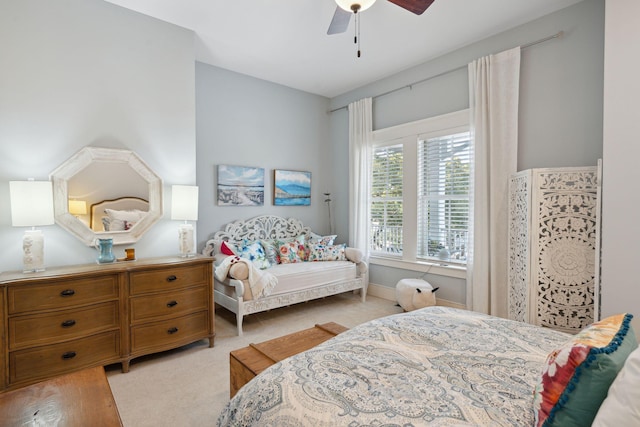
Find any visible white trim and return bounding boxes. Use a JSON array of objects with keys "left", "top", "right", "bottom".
[
  {"left": 367, "top": 282, "right": 397, "bottom": 300},
  {"left": 373, "top": 109, "right": 470, "bottom": 143},
  {"left": 369, "top": 109, "right": 471, "bottom": 267},
  {"left": 368, "top": 282, "right": 466, "bottom": 310},
  {"left": 370, "top": 255, "right": 467, "bottom": 279}
]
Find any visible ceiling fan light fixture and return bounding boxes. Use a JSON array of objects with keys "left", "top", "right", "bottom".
[{"left": 335, "top": 0, "right": 377, "bottom": 13}]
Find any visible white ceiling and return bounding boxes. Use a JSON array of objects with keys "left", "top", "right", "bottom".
[{"left": 104, "top": 0, "right": 585, "bottom": 98}]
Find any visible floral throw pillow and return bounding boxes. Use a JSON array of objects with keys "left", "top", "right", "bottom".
[
  {"left": 260, "top": 239, "right": 281, "bottom": 265},
  {"left": 278, "top": 240, "right": 306, "bottom": 263},
  {"left": 533, "top": 313, "right": 637, "bottom": 427},
  {"left": 238, "top": 241, "right": 270, "bottom": 270},
  {"left": 308, "top": 232, "right": 338, "bottom": 246},
  {"left": 308, "top": 244, "right": 347, "bottom": 262}
]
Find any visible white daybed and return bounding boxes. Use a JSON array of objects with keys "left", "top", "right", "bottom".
[{"left": 202, "top": 215, "right": 367, "bottom": 335}]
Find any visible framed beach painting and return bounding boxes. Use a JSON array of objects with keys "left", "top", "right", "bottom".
[
  {"left": 273, "top": 170, "right": 311, "bottom": 206},
  {"left": 217, "top": 165, "right": 265, "bottom": 206}
]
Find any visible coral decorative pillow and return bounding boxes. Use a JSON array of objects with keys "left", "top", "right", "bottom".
[
  {"left": 238, "top": 241, "right": 270, "bottom": 270},
  {"left": 533, "top": 313, "right": 637, "bottom": 427},
  {"left": 308, "top": 244, "right": 347, "bottom": 262},
  {"left": 278, "top": 240, "right": 306, "bottom": 263}
]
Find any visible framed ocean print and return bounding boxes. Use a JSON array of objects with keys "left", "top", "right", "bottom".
[
  {"left": 217, "top": 165, "right": 265, "bottom": 206},
  {"left": 273, "top": 169, "right": 311, "bottom": 206}
]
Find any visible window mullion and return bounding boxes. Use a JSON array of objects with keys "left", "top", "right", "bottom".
[{"left": 402, "top": 136, "right": 417, "bottom": 261}]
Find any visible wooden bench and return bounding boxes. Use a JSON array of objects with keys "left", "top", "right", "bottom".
[{"left": 229, "top": 322, "right": 348, "bottom": 397}]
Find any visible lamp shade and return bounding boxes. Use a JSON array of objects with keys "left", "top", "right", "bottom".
[
  {"left": 9, "top": 181, "right": 55, "bottom": 227},
  {"left": 68, "top": 200, "right": 87, "bottom": 216},
  {"left": 335, "top": 0, "right": 377, "bottom": 12},
  {"left": 171, "top": 185, "right": 199, "bottom": 221}
]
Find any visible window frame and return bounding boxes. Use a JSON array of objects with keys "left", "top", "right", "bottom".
[{"left": 369, "top": 109, "right": 470, "bottom": 279}]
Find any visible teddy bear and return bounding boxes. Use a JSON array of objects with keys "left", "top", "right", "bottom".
[{"left": 395, "top": 278, "right": 439, "bottom": 312}]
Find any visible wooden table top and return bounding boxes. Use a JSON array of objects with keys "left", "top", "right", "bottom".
[{"left": 0, "top": 366, "right": 123, "bottom": 427}]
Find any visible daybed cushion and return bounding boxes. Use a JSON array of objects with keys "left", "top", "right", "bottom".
[
  {"left": 267, "top": 261, "right": 355, "bottom": 296},
  {"left": 533, "top": 313, "right": 637, "bottom": 427},
  {"left": 214, "top": 260, "right": 357, "bottom": 301},
  {"left": 592, "top": 344, "right": 640, "bottom": 426}
]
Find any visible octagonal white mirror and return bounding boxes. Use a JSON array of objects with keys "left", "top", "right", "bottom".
[{"left": 50, "top": 146, "right": 163, "bottom": 246}]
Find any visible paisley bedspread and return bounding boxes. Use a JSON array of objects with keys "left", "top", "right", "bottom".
[{"left": 217, "top": 306, "right": 570, "bottom": 426}]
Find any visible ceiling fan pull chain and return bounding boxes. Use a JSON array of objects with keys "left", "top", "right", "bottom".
[{"left": 355, "top": 11, "right": 361, "bottom": 58}]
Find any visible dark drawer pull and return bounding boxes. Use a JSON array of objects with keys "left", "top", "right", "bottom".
[
  {"left": 61, "top": 319, "right": 76, "bottom": 328},
  {"left": 60, "top": 289, "right": 75, "bottom": 297},
  {"left": 62, "top": 351, "right": 77, "bottom": 360},
  {"left": 166, "top": 275, "right": 177, "bottom": 282},
  {"left": 167, "top": 327, "right": 179, "bottom": 334},
  {"left": 167, "top": 300, "right": 178, "bottom": 308}
]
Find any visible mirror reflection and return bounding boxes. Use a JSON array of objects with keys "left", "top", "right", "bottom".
[
  {"left": 50, "top": 146, "right": 163, "bottom": 246},
  {"left": 68, "top": 162, "right": 149, "bottom": 232}
]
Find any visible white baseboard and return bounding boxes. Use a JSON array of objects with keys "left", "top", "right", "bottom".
[{"left": 367, "top": 282, "right": 466, "bottom": 310}]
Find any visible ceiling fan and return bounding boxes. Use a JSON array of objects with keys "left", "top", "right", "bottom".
[{"left": 327, "top": 0, "right": 435, "bottom": 35}]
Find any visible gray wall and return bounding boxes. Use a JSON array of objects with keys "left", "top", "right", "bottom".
[
  {"left": 601, "top": 0, "right": 640, "bottom": 335},
  {"left": 0, "top": 0, "right": 605, "bottom": 309},
  {"left": 0, "top": 0, "right": 196, "bottom": 272},
  {"left": 195, "top": 63, "right": 332, "bottom": 248},
  {"left": 328, "top": 0, "right": 604, "bottom": 303}
]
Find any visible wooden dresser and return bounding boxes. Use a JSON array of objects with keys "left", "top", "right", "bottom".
[{"left": 0, "top": 256, "right": 214, "bottom": 392}]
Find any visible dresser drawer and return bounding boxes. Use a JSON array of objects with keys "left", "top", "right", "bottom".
[
  {"left": 9, "top": 301, "right": 119, "bottom": 350},
  {"left": 130, "top": 286, "right": 208, "bottom": 324},
  {"left": 130, "top": 311, "right": 209, "bottom": 353},
  {"left": 7, "top": 275, "right": 119, "bottom": 315},
  {"left": 9, "top": 331, "right": 121, "bottom": 385},
  {"left": 129, "top": 264, "right": 208, "bottom": 296}
]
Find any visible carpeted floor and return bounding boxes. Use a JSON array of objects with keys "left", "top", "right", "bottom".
[{"left": 105, "top": 293, "right": 403, "bottom": 427}]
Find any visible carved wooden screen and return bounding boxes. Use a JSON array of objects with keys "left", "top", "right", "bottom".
[{"left": 508, "top": 167, "right": 599, "bottom": 332}]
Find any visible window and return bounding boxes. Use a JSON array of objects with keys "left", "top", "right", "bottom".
[
  {"left": 369, "top": 110, "right": 471, "bottom": 268},
  {"left": 371, "top": 145, "right": 403, "bottom": 253},
  {"left": 417, "top": 132, "right": 470, "bottom": 262}
]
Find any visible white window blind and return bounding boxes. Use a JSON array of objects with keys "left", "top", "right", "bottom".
[
  {"left": 370, "top": 144, "right": 403, "bottom": 254},
  {"left": 417, "top": 131, "right": 471, "bottom": 263}
]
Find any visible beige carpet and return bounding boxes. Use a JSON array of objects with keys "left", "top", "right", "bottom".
[{"left": 106, "top": 293, "right": 403, "bottom": 427}]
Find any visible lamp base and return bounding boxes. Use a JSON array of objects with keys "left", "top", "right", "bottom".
[
  {"left": 23, "top": 229, "right": 45, "bottom": 273},
  {"left": 178, "top": 224, "right": 195, "bottom": 258}
]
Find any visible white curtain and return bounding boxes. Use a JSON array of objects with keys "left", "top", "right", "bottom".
[
  {"left": 467, "top": 47, "right": 520, "bottom": 317},
  {"left": 348, "top": 98, "right": 372, "bottom": 258}
]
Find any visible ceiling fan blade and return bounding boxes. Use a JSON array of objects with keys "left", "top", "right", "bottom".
[
  {"left": 387, "top": 0, "right": 435, "bottom": 15},
  {"left": 327, "top": 6, "right": 352, "bottom": 35}
]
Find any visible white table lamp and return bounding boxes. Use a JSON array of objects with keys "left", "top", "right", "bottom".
[
  {"left": 171, "top": 185, "right": 199, "bottom": 257},
  {"left": 10, "top": 180, "right": 55, "bottom": 273}
]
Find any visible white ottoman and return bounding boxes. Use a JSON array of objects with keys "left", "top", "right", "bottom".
[{"left": 395, "top": 278, "right": 438, "bottom": 311}]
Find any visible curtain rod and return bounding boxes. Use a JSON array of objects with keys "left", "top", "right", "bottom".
[{"left": 328, "top": 30, "right": 564, "bottom": 113}]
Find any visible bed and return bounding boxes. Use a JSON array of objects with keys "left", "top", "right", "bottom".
[
  {"left": 218, "top": 307, "right": 638, "bottom": 427},
  {"left": 89, "top": 196, "right": 149, "bottom": 232}
]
